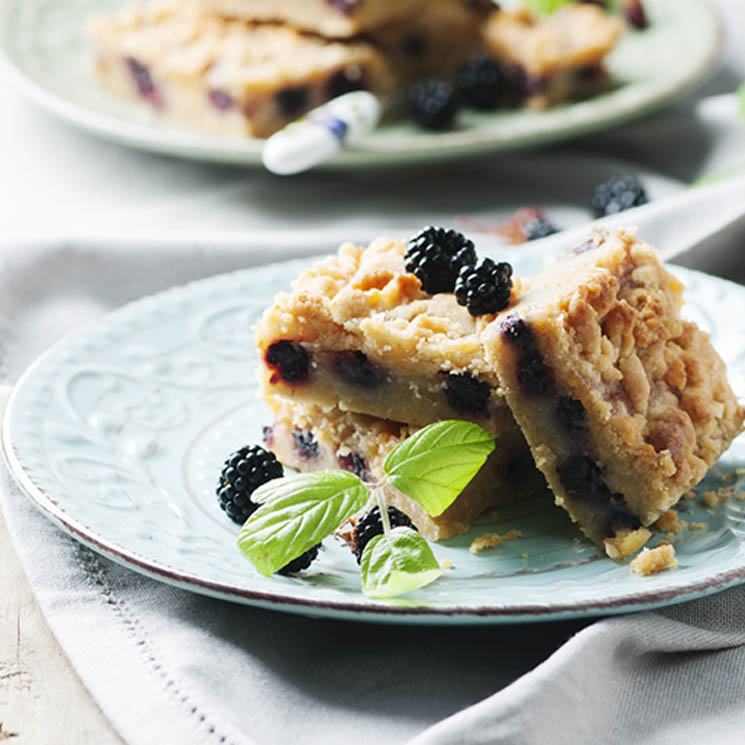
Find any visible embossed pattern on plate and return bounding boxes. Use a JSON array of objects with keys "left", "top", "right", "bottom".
[
  {"left": 3, "top": 252, "right": 745, "bottom": 624},
  {"left": 0, "top": 0, "right": 722, "bottom": 166}
]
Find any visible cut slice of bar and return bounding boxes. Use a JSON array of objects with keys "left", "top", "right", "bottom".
[
  {"left": 254, "top": 236, "right": 521, "bottom": 437},
  {"left": 88, "top": 0, "right": 395, "bottom": 138},
  {"left": 366, "top": 0, "right": 490, "bottom": 83},
  {"left": 485, "top": 228, "right": 744, "bottom": 557},
  {"left": 263, "top": 397, "right": 546, "bottom": 540},
  {"left": 483, "top": 3, "right": 624, "bottom": 109},
  {"left": 196, "top": 0, "right": 428, "bottom": 38}
]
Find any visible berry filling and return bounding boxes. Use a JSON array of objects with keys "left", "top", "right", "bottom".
[
  {"left": 265, "top": 340, "right": 311, "bottom": 384},
  {"left": 443, "top": 372, "right": 491, "bottom": 417},
  {"left": 326, "top": 0, "right": 359, "bottom": 15},
  {"left": 333, "top": 350, "right": 386, "bottom": 389},
  {"left": 337, "top": 452, "right": 369, "bottom": 482},
  {"left": 209, "top": 89, "right": 234, "bottom": 111},
  {"left": 500, "top": 318, "right": 551, "bottom": 396},
  {"left": 555, "top": 397, "right": 587, "bottom": 436},
  {"left": 292, "top": 428, "right": 319, "bottom": 460},
  {"left": 326, "top": 68, "right": 367, "bottom": 99},
  {"left": 275, "top": 86, "right": 310, "bottom": 117},
  {"left": 556, "top": 454, "right": 640, "bottom": 537},
  {"left": 126, "top": 57, "right": 163, "bottom": 107}
]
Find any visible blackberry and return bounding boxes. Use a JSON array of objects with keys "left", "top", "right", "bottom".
[
  {"left": 292, "top": 428, "right": 319, "bottom": 460},
  {"left": 623, "top": 0, "right": 648, "bottom": 29},
  {"left": 407, "top": 77, "right": 460, "bottom": 130},
  {"left": 217, "top": 445, "right": 284, "bottom": 524},
  {"left": 351, "top": 506, "right": 416, "bottom": 563},
  {"left": 522, "top": 217, "right": 558, "bottom": 241},
  {"left": 333, "top": 350, "right": 385, "bottom": 389},
  {"left": 455, "top": 258, "right": 513, "bottom": 316},
  {"left": 500, "top": 317, "right": 551, "bottom": 396},
  {"left": 276, "top": 543, "right": 321, "bottom": 576},
  {"left": 457, "top": 53, "right": 503, "bottom": 110},
  {"left": 591, "top": 175, "right": 649, "bottom": 217},
  {"left": 265, "top": 340, "right": 310, "bottom": 383},
  {"left": 405, "top": 226, "right": 476, "bottom": 295},
  {"left": 443, "top": 372, "right": 491, "bottom": 416}
]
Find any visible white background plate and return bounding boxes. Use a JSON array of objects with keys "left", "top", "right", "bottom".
[
  {"left": 3, "top": 251, "right": 745, "bottom": 624},
  {"left": 0, "top": 0, "right": 722, "bottom": 166}
]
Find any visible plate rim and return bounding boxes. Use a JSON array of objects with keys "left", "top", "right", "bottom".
[
  {"left": 3, "top": 258, "right": 745, "bottom": 625},
  {"left": 0, "top": 0, "right": 724, "bottom": 167}
]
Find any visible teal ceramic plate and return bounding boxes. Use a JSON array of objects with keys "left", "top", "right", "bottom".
[
  {"left": 4, "top": 250, "right": 745, "bottom": 624},
  {"left": 0, "top": 0, "right": 721, "bottom": 166}
]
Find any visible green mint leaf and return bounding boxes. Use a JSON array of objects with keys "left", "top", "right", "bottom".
[
  {"left": 360, "top": 527, "right": 442, "bottom": 598},
  {"left": 738, "top": 81, "right": 745, "bottom": 124},
  {"left": 523, "top": 0, "right": 572, "bottom": 15},
  {"left": 383, "top": 420, "right": 494, "bottom": 517},
  {"left": 237, "top": 471, "right": 368, "bottom": 576}
]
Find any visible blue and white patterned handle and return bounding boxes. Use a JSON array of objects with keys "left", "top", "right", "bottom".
[{"left": 262, "top": 91, "right": 381, "bottom": 175}]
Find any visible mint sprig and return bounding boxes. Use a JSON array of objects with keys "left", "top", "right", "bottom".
[
  {"left": 360, "top": 527, "right": 442, "bottom": 598},
  {"left": 238, "top": 471, "right": 367, "bottom": 576},
  {"left": 384, "top": 420, "right": 495, "bottom": 517},
  {"left": 236, "top": 420, "right": 494, "bottom": 597},
  {"left": 524, "top": 0, "right": 572, "bottom": 15}
]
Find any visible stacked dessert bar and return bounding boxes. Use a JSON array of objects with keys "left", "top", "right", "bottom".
[
  {"left": 255, "top": 229, "right": 744, "bottom": 557},
  {"left": 87, "top": 0, "right": 624, "bottom": 137}
]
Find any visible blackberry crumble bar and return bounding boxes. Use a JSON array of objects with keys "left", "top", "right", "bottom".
[
  {"left": 88, "top": 1, "right": 395, "bottom": 138},
  {"left": 486, "top": 228, "right": 744, "bottom": 557},
  {"left": 196, "top": 0, "right": 429, "bottom": 38},
  {"left": 254, "top": 236, "right": 521, "bottom": 436},
  {"left": 263, "top": 397, "right": 545, "bottom": 540},
  {"left": 483, "top": 2, "right": 624, "bottom": 109}
]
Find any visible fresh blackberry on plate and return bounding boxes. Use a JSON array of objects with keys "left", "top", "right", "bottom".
[
  {"left": 521, "top": 216, "right": 558, "bottom": 241},
  {"left": 455, "top": 258, "right": 513, "bottom": 316},
  {"left": 276, "top": 543, "right": 321, "bottom": 576},
  {"left": 457, "top": 52, "right": 503, "bottom": 110},
  {"left": 351, "top": 505, "right": 417, "bottom": 563},
  {"left": 217, "top": 444, "right": 284, "bottom": 524},
  {"left": 408, "top": 77, "right": 459, "bottom": 130},
  {"left": 405, "top": 226, "right": 476, "bottom": 294},
  {"left": 591, "top": 175, "right": 649, "bottom": 217}
]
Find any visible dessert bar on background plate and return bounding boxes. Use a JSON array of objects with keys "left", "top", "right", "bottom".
[
  {"left": 196, "top": 0, "right": 429, "bottom": 38},
  {"left": 3, "top": 238, "right": 745, "bottom": 623},
  {"left": 0, "top": 0, "right": 721, "bottom": 165}
]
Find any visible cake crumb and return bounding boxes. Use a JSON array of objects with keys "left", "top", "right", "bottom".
[
  {"left": 521, "top": 552, "right": 529, "bottom": 560},
  {"left": 737, "top": 492, "right": 745, "bottom": 502},
  {"left": 630, "top": 545, "right": 678, "bottom": 576},
  {"left": 689, "top": 521, "right": 707, "bottom": 531},
  {"left": 440, "top": 558, "right": 454, "bottom": 570},
  {"left": 704, "top": 486, "right": 736, "bottom": 507},
  {"left": 683, "top": 490, "right": 697, "bottom": 501},
  {"left": 604, "top": 527, "right": 652, "bottom": 560},
  {"left": 469, "top": 530, "right": 521, "bottom": 554},
  {"left": 655, "top": 509, "right": 687, "bottom": 536}
]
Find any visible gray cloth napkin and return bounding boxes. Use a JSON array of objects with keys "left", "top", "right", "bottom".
[{"left": 3, "top": 0, "right": 745, "bottom": 741}]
